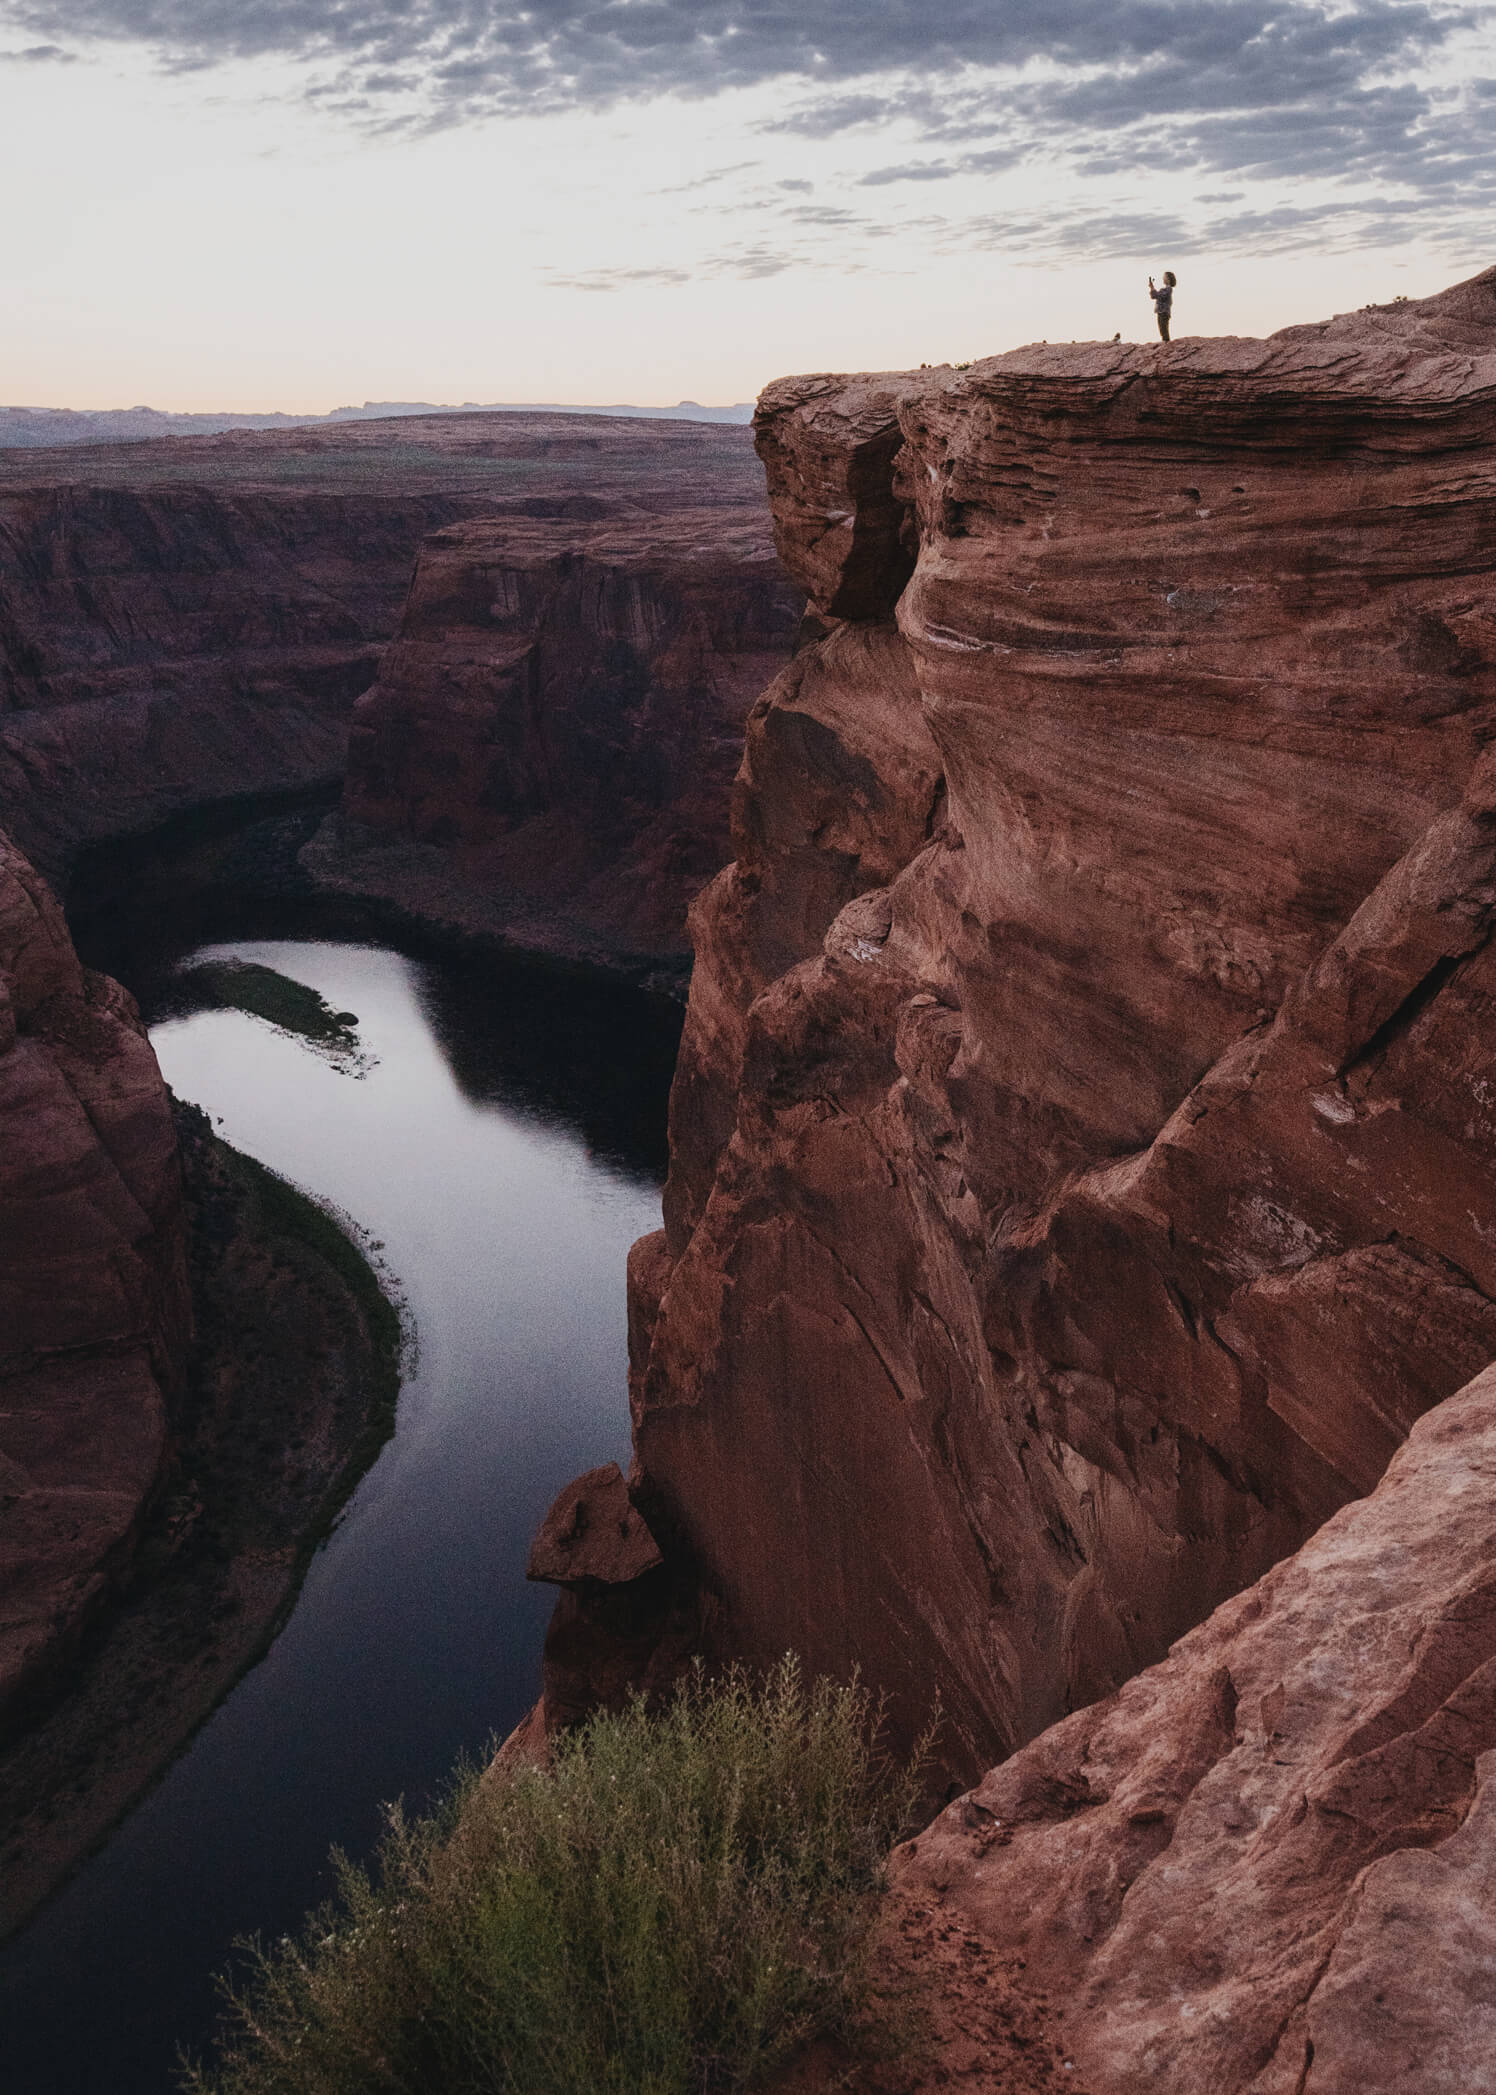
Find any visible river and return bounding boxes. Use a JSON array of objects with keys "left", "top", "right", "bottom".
[{"left": 0, "top": 930, "right": 678, "bottom": 2094}]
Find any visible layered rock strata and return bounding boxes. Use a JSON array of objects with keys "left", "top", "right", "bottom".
[
  {"left": 893, "top": 1368, "right": 1496, "bottom": 2093},
  {"left": 0, "top": 829, "right": 189, "bottom": 1728},
  {"left": 614, "top": 265, "right": 1496, "bottom": 1780},
  {"left": 328, "top": 506, "right": 801, "bottom": 979},
  {"left": 0, "top": 413, "right": 768, "bottom": 888}
]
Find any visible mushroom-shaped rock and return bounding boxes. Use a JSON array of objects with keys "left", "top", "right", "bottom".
[{"left": 527, "top": 1463, "right": 664, "bottom": 1590}]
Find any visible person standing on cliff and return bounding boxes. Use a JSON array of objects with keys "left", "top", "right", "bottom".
[{"left": 1149, "top": 271, "right": 1177, "bottom": 341}]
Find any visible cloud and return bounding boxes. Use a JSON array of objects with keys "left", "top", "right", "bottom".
[
  {"left": 548, "top": 264, "right": 695, "bottom": 290},
  {"left": 859, "top": 160, "right": 960, "bottom": 186},
  {"left": 922, "top": 178, "right": 1489, "bottom": 267},
  {"left": 548, "top": 232, "right": 883, "bottom": 290},
  {"left": 2, "top": 0, "right": 1490, "bottom": 243},
  {"left": 0, "top": 38, "right": 75, "bottom": 58},
  {"left": 657, "top": 159, "right": 761, "bottom": 193},
  {"left": 0, "top": 0, "right": 1477, "bottom": 118},
  {"left": 858, "top": 142, "right": 1026, "bottom": 185}
]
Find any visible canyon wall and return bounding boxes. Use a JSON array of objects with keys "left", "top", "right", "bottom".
[
  {"left": 0, "top": 828, "right": 190, "bottom": 1729},
  {"left": 332, "top": 506, "right": 801, "bottom": 976},
  {"left": 0, "top": 413, "right": 768, "bottom": 890},
  {"left": 0, "top": 481, "right": 456, "bottom": 883},
  {"left": 618, "top": 266, "right": 1496, "bottom": 1780}
]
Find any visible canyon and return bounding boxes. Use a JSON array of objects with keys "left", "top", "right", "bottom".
[
  {"left": 0, "top": 406, "right": 792, "bottom": 1928},
  {"left": 0, "top": 834, "right": 405, "bottom": 1942},
  {"left": 331, "top": 504, "right": 800, "bottom": 982},
  {"left": 4, "top": 267, "right": 1496, "bottom": 2089},
  {"left": 0, "top": 411, "right": 780, "bottom": 975}
]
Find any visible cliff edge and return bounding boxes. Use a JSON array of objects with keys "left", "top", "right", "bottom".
[
  {"left": 612, "top": 264, "right": 1496, "bottom": 1784},
  {"left": 581, "top": 261, "right": 1496, "bottom": 2087}
]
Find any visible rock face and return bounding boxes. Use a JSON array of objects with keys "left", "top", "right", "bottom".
[
  {"left": 0, "top": 413, "right": 769, "bottom": 888},
  {"left": 619, "top": 266, "right": 1496, "bottom": 1780},
  {"left": 527, "top": 1462, "right": 664, "bottom": 1589},
  {"left": 525, "top": 1462, "right": 697, "bottom": 1738},
  {"left": 0, "top": 829, "right": 189, "bottom": 1728},
  {"left": 894, "top": 1367, "right": 1496, "bottom": 2094},
  {"left": 332, "top": 506, "right": 802, "bottom": 977}
]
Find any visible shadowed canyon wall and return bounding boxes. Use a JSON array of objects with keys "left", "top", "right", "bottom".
[
  {"left": 615, "top": 265, "right": 1496, "bottom": 1784},
  {"left": 0, "top": 829, "right": 189, "bottom": 1729},
  {"left": 0, "top": 414, "right": 770, "bottom": 890},
  {"left": 334, "top": 506, "right": 802, "bottom": 976}
]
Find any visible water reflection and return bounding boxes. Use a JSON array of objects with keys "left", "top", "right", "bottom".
[{"left": 0, "top": 937, "right": 674, "bottom": 2094}]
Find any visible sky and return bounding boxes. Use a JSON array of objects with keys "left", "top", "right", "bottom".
[{"left": 1, "top": 0, "right": 1492, "bottom": 409}]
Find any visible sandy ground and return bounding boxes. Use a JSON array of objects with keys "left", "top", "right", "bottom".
[{"left": 770, "top": 1888, "right": 1088, "bottom": 2095}]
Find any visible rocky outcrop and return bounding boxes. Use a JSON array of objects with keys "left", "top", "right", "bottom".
[
  {"left": 525, "top": 1462, "right": 699, "bottom": 1737},
  {"left": 0, "top": 413, "right": 769, "bottom": 888},
  {"left": 893, "top": 1366, "right": 1496, "bottom": 2094},
  {"left": 0, "top": 829, "right": 189, "bottom": 1729},
  {"left": 615, "top": 265, "right": 1496, "bottom": 1781},
  {"left": 324, "top": 506, "right": 801, "bottom": 979}
]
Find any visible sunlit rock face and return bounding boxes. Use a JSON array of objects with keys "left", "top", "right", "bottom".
[
  {"left": 626, "top": 265, "right": 1496, "bottom": 1779},
  {"left": 0, "top": 830, "right": 189, "bottom": 1727},
  {"left": 338, "top": 506, "right": 802, "bottom": 970}
]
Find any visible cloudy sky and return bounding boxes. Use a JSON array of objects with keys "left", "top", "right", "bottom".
[{"left": 2, "top": 0, "right": 1492, "bottom": 408}]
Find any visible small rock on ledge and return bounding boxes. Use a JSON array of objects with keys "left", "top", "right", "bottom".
[{"left": 527, "top": 1463, "right": 664, "bottom": 1590}]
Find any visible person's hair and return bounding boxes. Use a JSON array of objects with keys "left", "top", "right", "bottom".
[{"left": 1164, "top": 270, "right": 1177, "bottom": 286}]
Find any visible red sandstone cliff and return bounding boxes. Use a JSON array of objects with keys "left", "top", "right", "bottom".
[
  {"left": 327, "top": 505, "right": 801, "bottom": 976},
  {"left": 0, "top": 829, "right": 190, "bottom": 1728},
  {"left": 615, "top": 265, "right": 1496, "bottom": 1790}
]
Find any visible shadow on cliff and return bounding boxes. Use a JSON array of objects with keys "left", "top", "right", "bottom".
[{"left": 67, "top": 790, "right": 683, "bottom": 1184}]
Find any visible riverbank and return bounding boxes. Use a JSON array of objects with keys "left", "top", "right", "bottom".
[
  {"left": 299, "top": 812, "right": 696, "bottom": 998},
  {"left": 65, "top": 790, "right": 698, "bottom": 1001},
  {"left": 0, "top": 1102, "right": 401, "bottom": 1941}
]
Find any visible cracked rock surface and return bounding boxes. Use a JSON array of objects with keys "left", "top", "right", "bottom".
[{"left": 895, "top": 1368, "right": 1496, "bottom": 2093}]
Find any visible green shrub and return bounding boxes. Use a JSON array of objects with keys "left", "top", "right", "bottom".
[{"left": 182, "top": 1659, "right": 925, "bottom": 2095}]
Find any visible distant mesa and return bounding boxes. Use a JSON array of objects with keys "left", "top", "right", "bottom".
[{"left": 0, "top": 399, "right": 756, "bottom": 449}]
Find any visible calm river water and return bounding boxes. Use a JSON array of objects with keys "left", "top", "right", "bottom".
[{"left": 0, "top": 933, "right": 678, "bottom": 2094}]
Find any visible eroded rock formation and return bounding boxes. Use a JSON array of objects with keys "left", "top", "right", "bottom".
[
  {"left": 893, "top": 1367, "right": 1496, "bottom": 2092},
  {"left": 0, "top": 829, "right": 189, "bottom": 1728},
  {"left": 326, "top": 505, "right": 801, "bottom": 978},
  {"left": 0, "top": 413, "right": 769, "bottom": 888},
  {"left": 615, "top": 265, "right": 1496, "bottom": 1784}
]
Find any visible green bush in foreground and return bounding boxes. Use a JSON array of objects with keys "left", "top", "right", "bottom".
[{"left": 182, "top": 1660, "right": 925, "bottom": 2095}]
